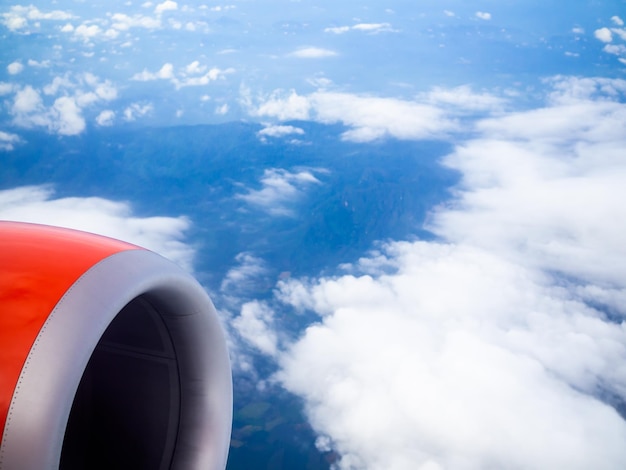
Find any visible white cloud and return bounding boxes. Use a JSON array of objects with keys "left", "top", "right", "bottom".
[
  {"left": 307, "top": 77, "right": 333, "bottom": 89},
  {"left": 324, "top": 26, "right": 350, "bottom": 34},
  {"left": 175, "top": 67, "right": 235, "bottom": 89},
  {"left": 595, "top": 27, "right": 613, "bottom": 42},
  {"left": 287, "top": 47, "right": 337, "bottom": 58},
  {"left": 1, "top": 5, "right": 75, "bottom": 31},
  {"left": 0, "top": 186, "right": 194, "bottom": 270},
  {"left": 221, "top": 252, "right": 268, "bottom": 293},
  {"left": 274, "top": 243, "right": 626, "bottom": 469},
  {"left": 436, "top": 79, "right": 626, "bottom": 287},
  {"left": 96, "top": 109, "right": 115, "bottom": 126},
  {"left": 2, "top": 14, "right": 27, "bottom": 31},
  {"left": 131, "top": 63, "right": 234, "bottom": 88},
  {"left": 73, "top": 23, "right": 103, "bottom": 42},
  {"left": 233, "top": 301, "right": 279, "bottom": 356},
  {"left": 604, "top": 44, "right": 626, "bottom": 56},
  {"left": 249, "top": 89, "right": 312, "bottom": 121},
  {"left": 257, "top": 125, "right": 305, "bottom": 138},
  {"left": 237, "top": 76, "right": 626, "bottom": 469},
  {"left": 0, "top": 82, "right": 15, "bottom": 95},
  {"left": 249, "top": 90, "right": 460, "bottom": 141},
  {"left": 185, "top": 60, "right": 206, "bottom": 75},
  {"left": 443, "top": 10, "right": 455, "bottom": 17},
  {"left": 0, "top": 131, "right": 21, "bottom": 151},
  {"left": 420, "top": 85, "right": 505, "bottom": 112},
  {"left": 12, "top": 86, "right": 44, "bottom": 115},
  {"left": 208, "top": 5, "right": 236, "bottom": 12},
  {"left": 612, "top": 16, "right": 624, "bottom": 26},
  {"left": 27, "top": 59, "right": 51, "bottom": 68},
  {"left": 110, "top": 13, "right": 161, "bottom": 31},
  {"left": 132, "top": 63, "right": 175, "bottom": 81},
  {"left": 7, "top": 61, "right": 24, "bottom": 75},
  {"left": 247, "top": 86, "right": 505, "bottom": 142},
  {"left": 572, "top": 26, "right": 585, "bottom": 34},
  {"left": 352, "top": 23, "right": 394, "bottom": 33},
  {"left": 324, "top": 23, "right": 395, "bottom": 34},
  {"left": 612, "top": 28, "right": 626, "bottom": 42},
  {"left": 10, "top": 74, "right": 118, "bottom": 136},
  {"left": 476, "top": 11, "right": 492, "bottom": 20},
  {"left": 43, "top": 75, "right": 73, "bottom": 96},
  {"left": 339, "top": 96, "right": 439, "bottom": 138},
  {"left": 237, "top": 168, "right": 321, "bottom": 216},
  {"left": 154, "top": 0, "right": 178, "bottom": 14},
  {"left": 51, "top": 96, "right": 85, "bottom": 135},
  {"left": 123, "top": 102, "right": 153, "bottom": 121},
  {"left": 215, "top": 103, "right": 229, "bottom": 115}
]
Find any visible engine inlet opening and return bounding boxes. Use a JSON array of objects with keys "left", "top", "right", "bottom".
[{"left": 60, "top": 296, "right": 180, "bottom": 470}]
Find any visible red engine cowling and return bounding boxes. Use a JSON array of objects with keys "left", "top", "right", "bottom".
[{"left": 0, "top": 221, "right": 232, "bottom": 469}]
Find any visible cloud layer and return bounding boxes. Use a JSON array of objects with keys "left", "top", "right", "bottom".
[
  {"left": 0, "top": 185, "right": 194, "bottom": 271},
  {"left": 244, "top": 86, "right": 504, "bottom": 142},
  {"left": 234, "top": 76, "right": 626, "bottom": 469}
]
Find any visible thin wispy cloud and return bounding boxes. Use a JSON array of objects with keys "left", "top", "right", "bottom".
[
  {"left": 287, "top": 47, "right": 337, "bottom": 59},
  {"left": 221, "top": 252, "right": 268, "bottom": 294},
  {"left": 324, "top": 23, "right": 396, "bottom": 34}
]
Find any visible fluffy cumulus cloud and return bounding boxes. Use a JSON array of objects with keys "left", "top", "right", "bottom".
[
  {"left": 132, "top": 63, "right": 175, "bottom": 81},
  {"left": 96, "top": 109, "right": 115, "bottom": 126},
  {"left": 131, "top": 62, "right": 234, "bottom": 89},
  {"left": 154, "top": 0, "right": 178, "bottom": 14},
  {"left": 236, "top": 168, "right": 321, "bottom": 216},
  {"left": 1, "top": 5, "right": 75, "bottom": 31},
  {"left": 245, "top": 86, "right": 502, "bottom": 142},
  {"left": 7, "top": 61, "right": 24, "bottom": 75},
  {"left": 233, "top": 301, "right": 279, "bottom": 356},
  {"left": 475, "top": 11, "right": 492, "bottom": 20},
  {"left": 234, "top": 76, "right": 626, "bottom": 469},
  {"left": 0, "top": 186, "right": 195, "bottom": 270},
  {"left": 9, "top": 73, "right": 118, "bottom": 135},
  {"left": 110, "top": 12, "right": 161, "bottom": 31},
  {"left": 595, "top": 27, "right": 613, "bottom": 43},
  {"left": 594, "top": 17, "right": 626, "bottom": 65}
]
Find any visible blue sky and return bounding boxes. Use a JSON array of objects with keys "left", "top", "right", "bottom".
[
  {"left": 2, "top": 1, "right": 626, "bottom": 469},
  {"left": 1, "top": 0, "right": 624, "bottom": 132}
]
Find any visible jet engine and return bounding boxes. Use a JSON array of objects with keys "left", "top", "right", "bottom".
[{"left": 0, "top": 222, "right": 232, "bottom": 469}]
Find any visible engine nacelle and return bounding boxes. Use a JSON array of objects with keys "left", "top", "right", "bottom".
[{"left": 0, "top": 222, "right": 232, "bottom": 469}]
